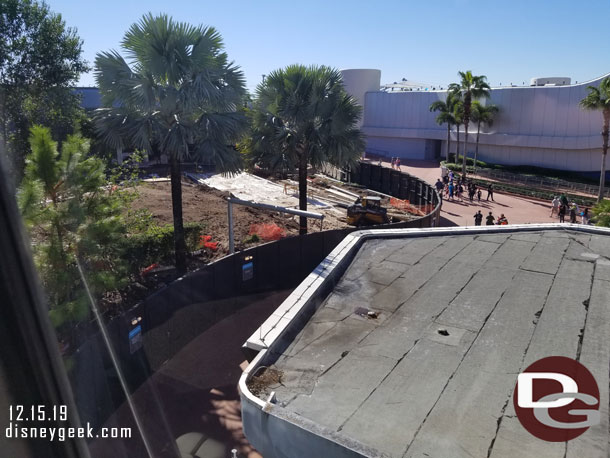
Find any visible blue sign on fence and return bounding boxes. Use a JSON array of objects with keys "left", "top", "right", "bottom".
[
  {"left": 242, "top": 262, "right": 254, "bottom": 281},
  {"left": 129, "top": 324, "right": 142, "bottom": 354}
]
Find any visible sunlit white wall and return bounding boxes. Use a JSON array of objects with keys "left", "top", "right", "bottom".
[{"left": 349, "top": 72, "right": 609, "bottom": 171}]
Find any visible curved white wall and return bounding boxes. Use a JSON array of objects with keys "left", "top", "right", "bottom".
[
  {"left": 360, "top": 73, "right": 610, "bottom": 172},
  {"left": 340, "top": 69, "right": 381, "bottom": 127}
]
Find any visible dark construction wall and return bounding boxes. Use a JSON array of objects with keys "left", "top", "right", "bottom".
[{"left": 71, "top": 162, "right": 441, "bottom": 430}]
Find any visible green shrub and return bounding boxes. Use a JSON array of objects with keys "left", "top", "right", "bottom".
[
  {"left": 122, "top": 222, "right": 204, "bottom": 272},
  {"left": 243, "top": 234, "right": 260, "bottom": 244},
  {"left": 444, "top": 155, "right": 487, "bottom": 168},
  {"left": 592, "top": 200, "right": 610, "bottom": 227}
]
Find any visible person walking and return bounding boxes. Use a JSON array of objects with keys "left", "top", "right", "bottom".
[
  {"left": 457, "top": 183, "right": 464, "bottom": 200},
  {"left": 474, "top": 210, "right": 483, "bottom": 226},
  {"left": 486, "top": 183, "right": 494, "bottom": 201},
  {"left": 583, "top": 208, "right": 590, "bottom": 225},
  {"left": 486, "top": 211, "right": 495, "bottom": 225},
  {"left": 448, "top": 181, "right": 454, "bottom": 200},
  {"left": 558, "top": 204, "right": 566, "bottom": 223},
  {"left": 569, "top": 204, "right": 577, "bottom": 223},
  {"left": 468, "top": 185, "right": 475, "bottom": 202},
  {"left": 395, "top": 157, "right": 401, "bottom": 171},
  {"left": 477, "top": 188, "right": 482, "bottom": 202},
  {"left": 435, "top": 179, "right": 444, "bottom": 201},
  {"left": 550, "top": 196, "right": 560, "bottom": 217},
  {"left": 390, "top": 157, "right": 395, "bottom": 169}
]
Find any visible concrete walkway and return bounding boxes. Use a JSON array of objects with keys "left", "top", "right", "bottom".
[{"left": 370, "top": 158, "right": 565, "bottom": 227}]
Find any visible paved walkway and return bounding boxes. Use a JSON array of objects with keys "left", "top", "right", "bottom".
[{"left": 369, "top": 158, "right": 565, "bottom": 227}]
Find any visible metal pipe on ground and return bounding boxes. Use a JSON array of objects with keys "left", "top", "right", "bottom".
[{"left": 227, "top": 197, "right": 325, "bottom": 254}]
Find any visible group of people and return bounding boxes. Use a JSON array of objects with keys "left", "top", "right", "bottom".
[
  {"left": 473, "top": 210, "right": 508, "bottom": 226},
  {"left": 390, "top": 157, "right": 401, "bottom": 170},
  {"left": 435, "top": 171, "right": 494, "bottom": 203},
  {"left": 434, "top": 170, "right": 506, "bottom": 226},
  {"left": 550, "top": 195, "right": 589, "bottom": 224}
]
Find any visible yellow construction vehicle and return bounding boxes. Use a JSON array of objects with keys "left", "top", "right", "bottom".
[{"left": 347, "top": 196, "right": 390, "bottom": 226}]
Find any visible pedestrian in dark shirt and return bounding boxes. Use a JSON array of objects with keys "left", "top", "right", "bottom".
[
  {"left": 486, "top": 184, "right": 494, "bottom": 201},
  {"left": 435, "top": 179, "right": 444, "bottom": 201},
  {"left": 457, "top": 184, "right": 464, "bottom": 200},
  {"left": 474, "top": 210, "right": 483, "bottom": 226},
  {"left": 570, "top": 205, "right": 577, "bottom": 223},
  {"left": 558, "top": 204, "right": 566, "bottom": 223},
  {"left": 486, "top": 212, "right": 495, "bottom": 225},
  {"left": 477, "top": 189, "right": 481, "bottom": 202}
]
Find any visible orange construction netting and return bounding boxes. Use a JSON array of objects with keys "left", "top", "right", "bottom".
[
  {"left": 390, "top": 197, "right": 424, "bottom": 216},
  {"left": 199, "top": 235, "right": 219, "bottom": 251},
  {"left": 249, "top": 223, "right": 285, "bottom": 241}
]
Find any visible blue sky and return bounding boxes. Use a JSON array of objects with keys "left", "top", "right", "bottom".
[{"left": 48, "top": 0, "right": 610, "bottom": 92}]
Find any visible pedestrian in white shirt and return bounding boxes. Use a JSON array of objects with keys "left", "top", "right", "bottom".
[{"left": 550, "top": 196, "right": 560, "bottom": 217}]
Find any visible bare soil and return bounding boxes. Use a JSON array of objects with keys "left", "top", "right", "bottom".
[{"left": 131, "top": 180, "right": 347, "bottom": 262}]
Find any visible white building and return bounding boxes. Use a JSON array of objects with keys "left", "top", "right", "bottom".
[{"left": 341, "top": 69, "right": 609, "bottom": 175}]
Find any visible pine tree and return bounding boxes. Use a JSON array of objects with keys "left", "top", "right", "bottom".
[{"left": 19, "top": 125, "right": 128, "bottom": 329}]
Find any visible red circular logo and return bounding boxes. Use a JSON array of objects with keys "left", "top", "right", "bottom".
[{"left": 514, "top": 356, "right": 599, "bottom": 442}]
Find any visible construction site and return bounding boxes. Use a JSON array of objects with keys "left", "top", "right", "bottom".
[{"left": 133, "top": 171, "right": 423, "bottom": 260}]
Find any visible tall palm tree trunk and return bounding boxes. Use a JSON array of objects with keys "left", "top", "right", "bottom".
[
  {"left": 598, "top": 111, "right": 610, "bottom": 202},
  {"left": 446, "top": 124, "right": 451, "bottom": 162},
  {"left": 463, "top": 121, "right": 469, "bottom": 176},
  {"left": 298, "top": 152, "right": 308, "bottom": 235},
  {"left": 170, "top": 155, "right": 188, "bottom": 275},
  {"left": 474, "top": 121, "right": 481, "bottom": 175},
  {"left": 456, "top": 127, "right": 460, "bottom": 164}
]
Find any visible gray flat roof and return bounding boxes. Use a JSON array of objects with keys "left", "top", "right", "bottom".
[{"left": 251, "top": 229, "right": 610, "bottom": 457}]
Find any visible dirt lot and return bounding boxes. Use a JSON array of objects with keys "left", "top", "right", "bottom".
[{"left": 131, "top": 180, "right": 348, "bottom": 261}]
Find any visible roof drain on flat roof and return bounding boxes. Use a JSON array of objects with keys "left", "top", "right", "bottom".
[
  {"left": 354, "top": 307, "right": 378, "bottom": 319},
  {"left": 437, "top": 329, "right": 450, "bottom": 336}
]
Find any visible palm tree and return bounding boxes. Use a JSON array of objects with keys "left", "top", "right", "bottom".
[
  {"left": 580, "top": 77, "right": 610, "bottom": 202},
  {"left": 453, "top": 98, "right": 464, "bottom": 164},
  {"left": 449, "top": 71, "right": 491, "bottom": 175},
  {"left": 94, "top": 14, "right": 246, "bottom": 275},
  {"left": 471, "top": 101, "right": 499, "bottom": 174},
  {"left": 244, "top": 65, "right": 364, "bottom": 234},
  {"left": 430, "top": 92, "right": 460, "bottom": 162}
]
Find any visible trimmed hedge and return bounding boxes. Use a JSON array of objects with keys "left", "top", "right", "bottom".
[
  {"left": 441, "top": 159, "right": 599, "bottom": 185},
  {"left": 444, "top": 155, "right": 487, "bottom": 168}
]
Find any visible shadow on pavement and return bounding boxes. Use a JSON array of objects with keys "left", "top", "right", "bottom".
[
  {"left": 88, "top": 289, "right": 292, "bottom": 458},
  {"left": 438, "top": 216, "right": 459, "bottom": 227}
]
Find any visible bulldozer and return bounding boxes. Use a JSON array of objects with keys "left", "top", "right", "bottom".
[{"left": 347, "top": 196, "right": 390, "bottom": 226}]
